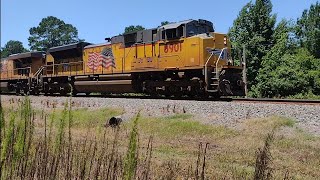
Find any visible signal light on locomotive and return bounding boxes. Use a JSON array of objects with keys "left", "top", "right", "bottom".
[{"left": 224, "top": 37, "right": 227, "bottom": 45}]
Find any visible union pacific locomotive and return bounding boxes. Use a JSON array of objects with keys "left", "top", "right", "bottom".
[{"left": 0, "top": 19, "right": 245, "bottom": 98}]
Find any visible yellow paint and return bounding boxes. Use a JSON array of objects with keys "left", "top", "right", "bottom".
[
  {"left": 46, "top": 54, "right": 54, "bottom": 63},
  {"left": 0, "top": 59, "right": 14, "bottom": 79},
  {"left": 50, "top": 32, "right": 233, "bottom": 76}
]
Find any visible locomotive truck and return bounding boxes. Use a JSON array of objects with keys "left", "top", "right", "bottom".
[{"left": 0, "top": 19, "right": 245, "bottom": 98}]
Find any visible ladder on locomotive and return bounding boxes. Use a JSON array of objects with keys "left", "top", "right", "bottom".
[
  {"left": 28, "top": 66, "right": 45, "bottom": 92},
  {"left": 205, "top": 48, "right": 229, "bottom": 92}
]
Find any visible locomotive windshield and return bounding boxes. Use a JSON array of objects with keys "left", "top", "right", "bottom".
[{"left": 186, "top": 20, "right": 214, "bottom": 37}]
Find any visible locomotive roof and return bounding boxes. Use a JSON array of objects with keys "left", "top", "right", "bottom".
[
  {"left": 158, "top": 19, "right": 194, "bottom": 30},
  {"left": 84, "top": 42, "right": 111, "bottom": 49},
  {"left": 7, "top": 51, "right": 45, "bottom": 60},
  {"left": 48, "top": 42, "right": 91, "bottom": 53}
]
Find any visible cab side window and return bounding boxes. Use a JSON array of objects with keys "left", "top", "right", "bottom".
[{"left": 163, "top": 25, "right": 185, "bottom": 40}]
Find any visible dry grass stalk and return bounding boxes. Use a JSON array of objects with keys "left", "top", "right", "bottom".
[{"left": 254, "top": 131, "right": 275, "bottom": 180}]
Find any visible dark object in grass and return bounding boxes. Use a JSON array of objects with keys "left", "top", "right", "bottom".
[{"left": 106, "top": 117, "right": 122, "bottom": 128}]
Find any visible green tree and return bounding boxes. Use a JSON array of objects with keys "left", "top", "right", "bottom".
[
  {"left": 1, "top": 40, "right": 28, "bottom": 58},
  {"left": 124, "top": 25, "right": 145, "bottom": 33},
  {"left": 160, "top": 21, "right": 170, "bottom": 26},
  {"left": 253, "top": 21, "right": 287, "bottom": 96},
  {"left": 254, "top": 19, "right": 320, "bottom": 98},
  {"left": 255, "top": 49, "right": 318, "bottom": 98},
  {"left": 28, "top": 16, "right": 80, "bottom": 51},
  {"left": 229, "top": 0, "right": 276, "bottom": 88},
  {"left": 296, "top": 2, "right": 320, "bottom": 58}
]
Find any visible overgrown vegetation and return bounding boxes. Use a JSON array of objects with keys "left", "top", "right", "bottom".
[
  {"left": 1, "top": 97, "right": 320, "bottom": 179},
  {"left": 229, "top": 0, "right": 320, "bottom": 99}
]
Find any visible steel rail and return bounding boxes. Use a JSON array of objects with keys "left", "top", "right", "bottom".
[
  {"left": 232, "top": 97, "right": 320, "bottom": 104},
  {"left": 1, "top": 93, "right": 320, "bottom": 105}
]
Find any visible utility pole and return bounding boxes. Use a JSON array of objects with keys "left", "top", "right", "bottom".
[{"left": 242, "top": 45, "right": 248, "bottom": 98}]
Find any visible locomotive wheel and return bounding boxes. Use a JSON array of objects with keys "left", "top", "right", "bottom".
[
  {"left": 198, "top": 91, "right": 209, "bottom": 99},
  {"left": 150, "top": 91, "right": 158, "bottom": 98},
  {"left": 29, "top": 87, "right": 39, "bottom": 96},
  {"left": 15, "top": 89, "right": 20, "bottom": 96},
  {"left": 210, "top": 93, "right": 221, "bottom": 99},
  {"left": 72, "top": 90, "right": 78, "bottom": 96},
  {"left": 33, "top": 89, "right": 40, "bottom": 96},
  {"left": 173, "top": 91, "right": 183, "bottom": 98},
  {"left": 60, "top": 91, "right": 67, "bottom": 96},
  {"left": 24, "top": 90, "right": 30, "bottom": 96}
]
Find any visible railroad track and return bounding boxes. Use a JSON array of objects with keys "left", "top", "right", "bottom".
[
  {"left": 0, "top": 92, "right": 232, "bottom": 102},
  {"left": 232, "top": 97, "right": 320, "bottom": 105},
  {"left": 1, "top": 93, "right": 319, "bottom": 105}
]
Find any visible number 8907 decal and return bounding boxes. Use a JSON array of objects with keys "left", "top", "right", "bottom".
[{"left": 164, "top": 42, "right": 182, "bottom": 53}]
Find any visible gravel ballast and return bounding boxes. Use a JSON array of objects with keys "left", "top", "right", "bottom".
[{"left": 1, "top": 95, "right": 320, "bottom": 136}]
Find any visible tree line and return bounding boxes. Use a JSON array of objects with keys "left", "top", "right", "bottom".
[
  {"left": 1, "top": 1, "right": 319, "bottom": 98},
  {"left": 0, "top": 17, "right": 168, "bottom": 57},
  {"left": 229, "top": 0, "right": 320, "bottom": 98}
]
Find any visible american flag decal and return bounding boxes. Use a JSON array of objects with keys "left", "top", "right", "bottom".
[{"left": 87, "top": 47, "right": 115, "bottom": 70}]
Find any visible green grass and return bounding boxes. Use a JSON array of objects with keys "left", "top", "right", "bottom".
[
  {"left": 53, "top": 108, "right": 123, "bottom": 128},
  {"left": 134, "top": 114, "right": 319, "bottom": 179},
  {"left": 245, "top": 116, "right": 295, "bottom": 128},
  {"left": 135, "top": 114, "right": 236, "bottom": 139},
  {"left": 2, "top": 99, "right": 320, "bottom": 179},
  {"left": 287, "top": 91, "right": 320, "bottom": 100}
]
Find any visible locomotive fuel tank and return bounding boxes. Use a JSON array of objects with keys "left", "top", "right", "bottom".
[{"left": 73, "top": 80, "right": 134, "bottom": 93}]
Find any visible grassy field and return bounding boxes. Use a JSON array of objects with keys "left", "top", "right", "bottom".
[{"left": 0, "top": 97, "right": 319, "bottom": 179}]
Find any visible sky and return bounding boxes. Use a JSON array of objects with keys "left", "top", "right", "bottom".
[{"left": 1, "top": 0, "right": 319, "bottom": 48}]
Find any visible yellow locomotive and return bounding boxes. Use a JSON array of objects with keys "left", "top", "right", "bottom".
[{"left": 0, "top": 19, "right": 245, "bottom": 97}]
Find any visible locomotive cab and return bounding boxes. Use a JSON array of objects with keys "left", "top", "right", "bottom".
[{"left": 156, "top": 19, "right": 245, "bottom": 97}]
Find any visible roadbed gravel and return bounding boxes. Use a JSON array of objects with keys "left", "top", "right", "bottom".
[{"left": 1, "top": 95, "right": 320, "bottom": 136}]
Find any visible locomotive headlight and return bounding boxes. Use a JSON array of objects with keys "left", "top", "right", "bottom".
[{"left": 224, "top": 37, "right": 227, "bottom": 45}]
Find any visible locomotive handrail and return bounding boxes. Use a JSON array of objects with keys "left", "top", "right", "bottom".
[
  {"left": 12, "top": 67, "right": 32, "bottom": 71},
  {"left": 215, "top": 47, "right": 228, "bottom": 79},
  {"left": 204, "top": 47, "right": 228, "bottom": 91},
  {"left": 0, "top": 67, "right": 31, "bottom": 80},
  {"left": 204, "top": 50, "right": 215, "bottom": 90},
  {"left": 43, "top": 61, "right": 84, "bottom": 76},
  {"left": 34, "top": 66, "right": 45, "bottom": 77},
  {"left": 33, "top": 66, "right": 45, "bottom": 84},
  {"left": 53, "top": 61, "right": 84, "bottom": 65}
]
